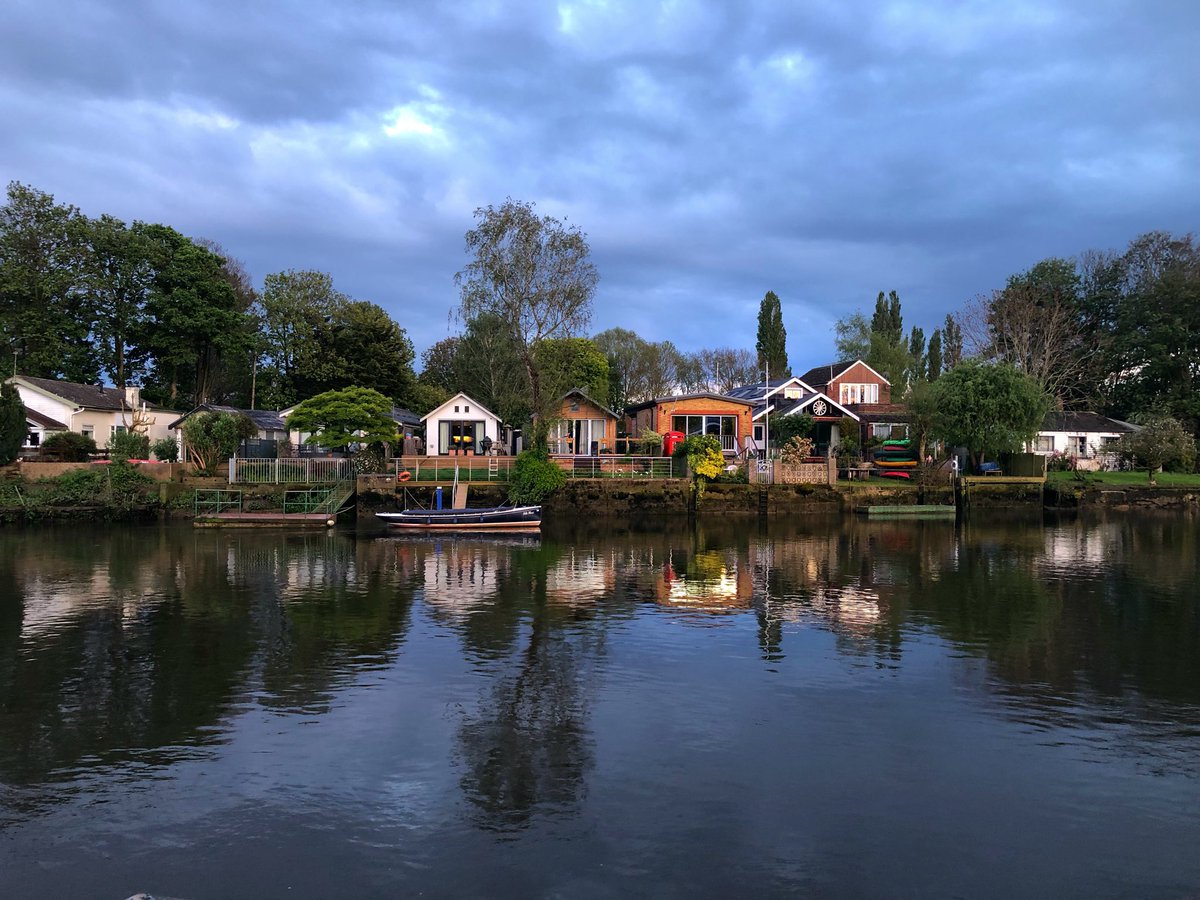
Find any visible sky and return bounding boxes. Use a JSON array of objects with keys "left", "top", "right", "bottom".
[{"left": 2, "top": 0, "right": 1197, "bottom": 371}]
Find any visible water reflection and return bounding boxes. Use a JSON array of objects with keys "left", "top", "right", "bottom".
[{"left": 0, "top": 515, "right": 1197, "bottom": 894}]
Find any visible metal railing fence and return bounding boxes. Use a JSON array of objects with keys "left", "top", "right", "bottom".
[{"left": 229, "top": 457, "right": 355, "bottom": 484}]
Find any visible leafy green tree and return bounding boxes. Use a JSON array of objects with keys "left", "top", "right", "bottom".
[
  {"left": 871, "top": 290, "right": 904, "bottom": 345},
  {"left": 455, "top": 312, "right": 528, "bottom": 424},
  {"left": 904, "top": 378, "right": 940, "bottom": 461},
  {"left": 419, "top": 336, "right": 462, "bottom": 394},
  {"left": 834, "top": 312, "right": 871, "bottom": 361},
  {"left": 771, "top": 413, "right": 813, "bottom": 445},
  {"left": 407, "top": 381, "right": 451, "bottom": 417},
  {"left": 755, "top": 290, "right": 790, "bottom": 376},
  {"left": 285, "top": 386, "right": 398, "bottom": 451},
  {"left": 534, "top": 337, "right": 609, "bottom": 403},
  {"left": 1119, "top": 415, "right": 1196, "bottom": 480},
  {"left": 507, "top": 446, "right": 566, "bottom": 504},
  {"left": 929, "top": 360, "right": 1050, "bottom": 470},
  {"left": 0, "top": 182, "right": 95, "bottom": 381},
  {"left": 0, "top": 383, "right": 25, "bottom": 465},
  {"left": 1086, "top": 232, "right": 1200, "bottom": 435},
  {"left": 181, "top": 411, "right": 256, "bottom": 473},
  {"left": 257, "top": 269, "right": 346, "bottom": 409},
  {"left": 593, "top": 327, "right": 681, "bottom": 407},
  {"left": 81, "top": 214, "right": 154, "bottom": 391},
  {"left": 302, "top": 300, "right": 416, "bottom": 404},
  {"left": 140, "top": 225, "right": 251, "bottom": 408},
  {"left": 456, "top": 198, "right": 598, "bottom": 420}
]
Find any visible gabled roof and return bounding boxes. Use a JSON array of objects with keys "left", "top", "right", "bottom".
[
  {"left": 11, "top": 375, "right": 173, "bottom": 411},
  {"left": 168, "top": 404, "right": 286, "bottom": 432},
  {"left": 389, "top": 406, "right": 421, "bottom": 427},
  {"left": 560, "top": 388, "right": 618, "bottom": 419},
  {"left": 25, "top": 408, "right": 68, "bottom": 430},
  {"left": 1041, "top": 411, "right": 1135, "bottom": 434},
  {"left": 797, "top": 359, "right": 891, "bottom": 388},
  {"left": 758, "top": 390, "right": 859, "bottom": 422},
  {"left": 726, "top": 375, "right": 817, "bottom": 400},
  {"left": 421, "top": 391, "right": 501, "bottom": 423},
  {"left": 625, "top": 392, "right": 756, "bottom": 414}
]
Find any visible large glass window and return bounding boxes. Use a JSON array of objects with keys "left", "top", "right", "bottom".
[
  {"left": 439, "top": 420, "right": 484, "bottom": 454},
  {"left": 671, "top": 415, "right": 738, "bottom": 451},
  {"left": 549, "top": 419, "right": 607, "bottom": 455}
]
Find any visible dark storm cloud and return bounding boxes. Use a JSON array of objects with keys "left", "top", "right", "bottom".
[{"left": 2, "top": 0, "right": 1197, "bottom": 367}]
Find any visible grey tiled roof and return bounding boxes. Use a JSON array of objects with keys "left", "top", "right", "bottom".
[
  {"left": 1042, "top": 411, "right": 1134, "bottom": 434},
  {"left": 17, "top": 375, "right": 172, "bottom": 411},
  {"left": 796, "top": 361, "right": 857, "bottom": 389}
]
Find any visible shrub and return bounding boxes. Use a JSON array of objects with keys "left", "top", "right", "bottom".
[
  {"left": 182, "top": 412, "right": 257, "bottom": 474},
  {"left": 508, "top": 448, "right": 566, "bottom": 504},
  {"left": 41, "top": 431, "right": 97, "bottom": 462},
  {"left": 771, "top": 414, "right": 813, "bottom": 445},
  {"left": 110, "top": 429, "right": 150, "bottom": 460},
  {"left": 780, "top": 436, "right": 815, "bottom": 465},
  {"left": 1045, "top": 450, "right": 1075, "bottom": 472},
  {"left": 673, "top": 434, "right": 724, "bottom": 480},
  {"left": 151, "top": 436, "right": 179, "bottom": 462},
  {"left": 1120, "top": 416, "right": 1196, "bottom": 479},
  {"left": 637, "top": 429, "right": 662, "bottom": 456},
  {"left": 41, "top": 460, "right": 153, "bottom": 513}
]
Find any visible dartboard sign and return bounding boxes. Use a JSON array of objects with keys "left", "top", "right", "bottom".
[{"left": 811, "top": 399, "right": 828, "bottom": 417}]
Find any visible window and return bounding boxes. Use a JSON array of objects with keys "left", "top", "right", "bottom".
[
  {"left": 839, "top": 383, "right": 879, "bottom": 405},
  {"left": 1034, "top": 435, "right": 1054, "bottom": 452},
  {"left": 81, "top": 426, "right": 94, "bottom": 439},
  {"left": 111, "top": 424, "right": 126, "bottom": 435},
  {"left": 549, "top": 419, "right": 607, "bottom": 455},
  {"left": 464, "top": 406, "right": 470, "bottom": 413},
  {"left": 783, "top": 387, "right": 801, "bottom": 399},
  {"left": 439, "top": 420, "right": 484, "bottom": 454},
  {"left": 26, "top": 430, "right": 40, "bottom": 448},
  {"left": 671, "top": 415, "right": 738, "bottom": 451},
  {"left": 872, "top": 423, "right": 908, "bottom": 439}
]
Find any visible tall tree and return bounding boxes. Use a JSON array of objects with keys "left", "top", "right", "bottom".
[
  {"left": 925, "top": 329, "right": 943, "bottom": 381},
  {"left": 942, "top": 314, "right": 964, "bottom": 370},
  {"left": 285, "top": 386, "right": 399, "bottom": 451},
  {"left": 755, "top": 290, "right": 789, "bottom": 376},
  {"left": 419, "top": 337, "right": 462, "bottom": 394},
  {"left": 299, "top": 300, "right": 417, "bottom": 405},
  {"left": 0, "top": 182, "right": 94, "bottom": 381},
  {"left": 140, "top": 225, "right": 250, "bottom": 408},
  {"left": 907, "top": 326, "right": 926, "bottom": 383},
  {"left": 455, "top": 312, "right": 528, "bottom": 424},
  {"left": 82, "top": 215, "right": 154, "bottom": 391},
  {"left": 456, "top": 198, "right": 598, "bottom": 422},
  {"left": 257, "top": 269, "right": 346, "bottom": 409},
  {"left": 965, "top": 258, "right": 1092, "bottom": 407}
]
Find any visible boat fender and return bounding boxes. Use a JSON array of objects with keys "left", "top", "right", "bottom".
[{"left": 398, "top": 470, "right": 412, "bottom": 482}]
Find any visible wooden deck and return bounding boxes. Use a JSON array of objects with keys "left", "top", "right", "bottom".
[{"left": 193, "top": 511, "right": 335, "bottom": 528}]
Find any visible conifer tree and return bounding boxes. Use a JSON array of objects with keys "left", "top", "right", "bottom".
[
  {"left": 0, "top": 382, "right": 26, "bottom": 465},
  {"left": 755, "top": 290, "right": 790, "bottom": 376}
]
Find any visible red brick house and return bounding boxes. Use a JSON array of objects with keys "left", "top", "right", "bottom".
[
  {"left": 624, "top": 393, "right": 755, "bottom": 454},
  {"left": 797, "top": 360, "right": 892, "bottom": 407}
]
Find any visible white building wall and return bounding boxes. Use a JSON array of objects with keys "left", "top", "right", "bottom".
[{"left": 423, "top": 394, "right": 501, "bottom": 456}]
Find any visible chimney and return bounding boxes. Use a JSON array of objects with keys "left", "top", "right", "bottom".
[{"left": 125, "top": 385, "right": 140, "bottom": 407}]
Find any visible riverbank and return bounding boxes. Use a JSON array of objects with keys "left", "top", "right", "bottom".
[{"left": 5, "top": 468, "right": 1199, "bottom": 525}]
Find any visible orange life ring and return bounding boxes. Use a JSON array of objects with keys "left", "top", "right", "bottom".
[{"left": 398, "top": 470, "right": 412, "bottom": 482}]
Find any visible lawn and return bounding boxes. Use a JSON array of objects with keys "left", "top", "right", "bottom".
[{"left": 1047, "top": 470, "right": 1200, "bottom": 487}]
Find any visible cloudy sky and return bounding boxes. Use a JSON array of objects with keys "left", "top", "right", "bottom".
[{"left": 3, "top": 0, "right": 1197, "bottom": 369}]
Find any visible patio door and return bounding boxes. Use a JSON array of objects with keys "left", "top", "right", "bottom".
[{"left": 439, "top": 420, "right": 484, "bottom": 455}]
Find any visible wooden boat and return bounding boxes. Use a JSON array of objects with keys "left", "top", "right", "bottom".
[{"left": 376, "top": 505, "right": 542, "bottom": 531}]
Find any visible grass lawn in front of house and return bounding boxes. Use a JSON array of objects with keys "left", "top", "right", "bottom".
[{"left": 1047, "top": 470, "right": 1200, "bottom": 487}]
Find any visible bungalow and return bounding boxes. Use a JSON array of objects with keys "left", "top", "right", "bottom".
[
  {"left": 422, "top": 392, "right": 503, "bottom": 456},
  {"left": 1030, "top": 411, "right": 1135, "bottom": 469},
  {"left": 6, "top": 375, "right": 179, "bottom": 451},
  {"left": 22, "top": 408, "right": 68, "bottom": 451},
  {"left": 543, "top": 388, "right": 619, "bottom": 456},
  {"left": 726, "top": 376, "right": 858, "bottom": 455},
  {"left": 624, "top": 392, "right": 755, "bottom": 454}
]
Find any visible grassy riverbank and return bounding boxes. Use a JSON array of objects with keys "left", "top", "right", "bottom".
[{"left": 1047, "top": 471, "right": 1200, "bottom": 487}]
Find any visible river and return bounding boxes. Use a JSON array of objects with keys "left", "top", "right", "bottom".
[{"left": 0, "top": 514, "right": 1198, "bottom": 898}]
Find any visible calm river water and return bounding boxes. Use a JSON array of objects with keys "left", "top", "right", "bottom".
[{"left": 0, "top": 514, "right": 1198, "bottom": 898}]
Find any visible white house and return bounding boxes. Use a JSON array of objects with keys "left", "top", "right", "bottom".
[
  {"left": 7, "top": 375, "right": 179, "bottom": 451},
  {"left": 422, "top": 392, "right": 503, "bottom": 456},
  {"left": 1030, "top": 411, "right": 1135, "bottom": 469}
]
